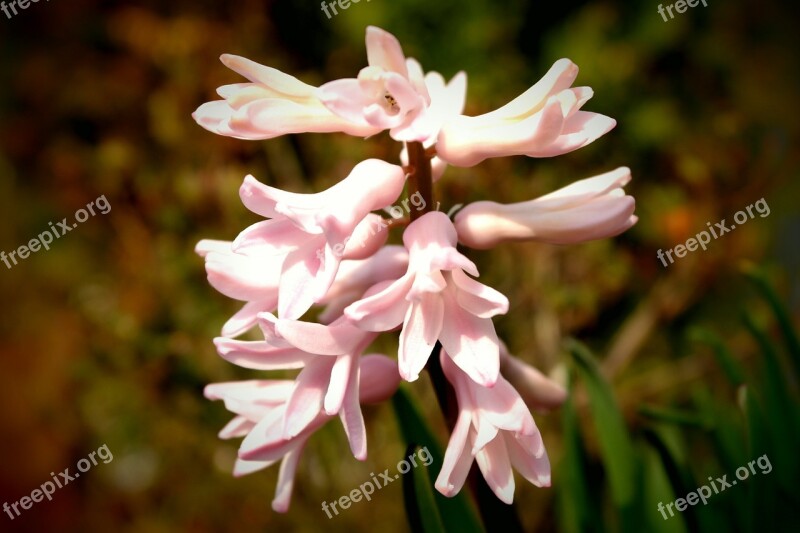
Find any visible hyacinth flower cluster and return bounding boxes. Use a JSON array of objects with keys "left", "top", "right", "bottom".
[{"left": 194, "top": 26, "right": 636, "bottom": 512}]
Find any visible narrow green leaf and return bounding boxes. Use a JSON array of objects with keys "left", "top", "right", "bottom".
[
  {"left": 556, "top": 365, "right": 599, "bottom": 533},
  {"left": 638, "top": 404, "right": 713, "bottom": 429},
  {"left": 639, "top": 435, "right": 689, "bottom": 533},
  {"left": 741, "top": 311, "right": 799, "bottom": 496},
  {"left": 567, "top": 339, "right": 640, "bottom": 530},
  {"left": 392, "top": 386, "right": 484, "bottom": 533},
  {"left": 402, "top": 444, "right": 447, "bottom": 533},
  {"left": 741, "top": 264, "right": 800, "bottom": 373},
  {"left": 687, "top": 328, "right": 745, "bottom": 386}
]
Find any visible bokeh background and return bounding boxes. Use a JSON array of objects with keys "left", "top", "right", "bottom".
[{"left": 1, "top": 0, "right": 798, "bottom": 531}]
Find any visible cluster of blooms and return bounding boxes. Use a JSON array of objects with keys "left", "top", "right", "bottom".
[{"left": 195, "top": 26, "right": 636, "bottom": 512}]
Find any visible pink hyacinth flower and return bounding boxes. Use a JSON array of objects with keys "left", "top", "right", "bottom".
[
  {"left": 319, "top": 26, "right": 466, "bottom": 143},
  {"left": 454, "top": 167, "right": 637, "bottom": 249},
  {"left": 205, "top": 354, "right": 399, "bottom": 512},
  {"left": 234, "top": 159, "right": 406, "bottom": 319},
  {"left": 317, "top": 245, "right": 409, "bottom": 324},
  {"left": 192, "top": 54, "right": 381, "bottom": 140},
  {"left": 435, "top": 352, "right": 551, "bottom": 504},
  {"left": 195, "top": 239, "right": 281, "bottom": 337},
  {"left": 437, "top": 58, "right": 616, "bottom": 167},
  {"left": 345, "top": 211, "right": 509, "bottom": 386},
  {"left": 214, "top": 313, "right": 379, "bottom": 460}
]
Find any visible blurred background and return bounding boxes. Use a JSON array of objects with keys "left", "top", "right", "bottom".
[{"left": 0, "top": 0, "right": 798, "bottom": 531}]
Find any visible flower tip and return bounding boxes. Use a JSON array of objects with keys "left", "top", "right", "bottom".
[
  {"left": 434, "top": 481, "right": 457, "bottom": 498},
  {"left": 212, "top": 336, "right": 232, "bottom": 355},
  {"left": 271, "top": 500, "right": 290, "bottom": 513},
  {"left": 553, "top": 58, "right": 578, "bottom": 76}
]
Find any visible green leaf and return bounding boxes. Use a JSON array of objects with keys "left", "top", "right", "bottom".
[
  {"left": 638, "top": 435, "right": 689, "bottom": 533},
  {"left": 638, "top": 404, "right": 713, "bottom": 429},
  {"left": 392, "top": 386, "right": 484, "bottom": 533},
  {"left": 741, "top": 264, "right": 800, "bottom": 373},
  {"left": 567, "top": 339, "right": 640, "bottom": 530},
  {"left": 557, "top": 365, "right": 600, "bottom": 533},
  {"left": 402, "top": 444, "right": 447, "bottom": 533},
  {"left": 687, "top": 328, "right": 745, "bottom": 387}
]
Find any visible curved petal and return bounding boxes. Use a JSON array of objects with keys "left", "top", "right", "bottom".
[
  {"left": 271, "top": 441, "right": 308, "bottom": 512},
  {"left": 273, "top": 316, "right": 371, "bottom": 356},
  {"left": 344, "top": 274, "right": 413, "bottom": 331},
  {"left": 398, "top": 293, "right": 444, "bottom": 382},
  {"left": 365, "top": 26, "right": 408, "bottom": 76},
  {"left": 283, "top": 359, "right": 333, "bottom": 438},
  {"left": 451, "top": 269, "right": 509, "bottom": 318},
  {"left": 233, "top": 457, "right": 276, "bottom": 477},
  {"left": 505, "top": 432, "right": 551, "bottom": 487},
  {"left": 439, "top": 293, "right": 501, "bottom": 387},
  {"left": 474, "top": 436, "right": 515, "bottom": 504},
  {"left": 278, "top": 241, "right": 324, "bottom": 320},
  {"left": 434, "top": 409, "right": 475, "bottom": 497},
  {"left": 339, "top": 358, "right": 367, "bottom": 460},
  {"left": 221, "top": 299, "right": 278, "bottom": 338},
  {"left": 213, "top": 337, "right": 312, "bottom": 370}
]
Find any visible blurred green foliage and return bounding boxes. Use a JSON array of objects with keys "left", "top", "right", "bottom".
[{"left": 0, "top": 0, "right": 798, "bottom": 531}]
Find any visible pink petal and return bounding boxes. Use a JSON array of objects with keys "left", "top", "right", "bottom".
[
  {"left": 317, "top": 78, "right": 374, "bottom": 126},
  {"left": 398, "top": 293, "right": 444, "bottom": 382},
  {"left": 324, "top": 353, "right": 354, "bottom": 415},
  {"left": 234, "top": 97, "right": 381, "bottom": 138},
  {"left": 219, "top": 416, "right": 255, "bottom": 439},
  {"left": 434, "top": 409, "right": 475, "bottom": 497},
  {"left": 481, "top": 58, "right": 578, "bottom": 122},
  {"left": 273, "top": 316, "right": 371, "bottom": 356},
  {"left": 451, "top": 269, "right": 509, "bottom": 318},
  {"left": 474, "top": 436, "right": 515, "bottom": 504},
  {"left": 524, "top": 111, "right": 616, "bottom": 157},
  {"left": 213, "top": 337, "right": 312, "bottom": 370},
  {"left": 365, "top": 26, "right": 408, "bottom": 76},
  {"left": 233, "top": 457, "right": 276, "bottom": 477},
  {"left": 338, "top": 359, "right": 367, "bottom": 460},
  {"left": 283, "top": 359, "right": 334, "bottom": 438},
  {"left": 221, "top": 299, "right": 277, "bottom": 338},
  {"left": 344, "top": 275, "right": 413, "bottom": 331},
  {"left": 271, "top": 440, "right": 308, "bottom": 513},
  {"left": 220, "top": 54, "right": 314, "bottom": 95},
  {"left": 204, "top": 251, "right": 282, "bottom": 302},
  {"left": 195, "top": 239, "right": 232, "bottom": 258},
  {"left": 341, "top": 214, "right": 390, "bottom": 260},
  {"left": 232, "top": 219, "right": 308, "bottom": 256},
  {"left": 472, "top": 376, "right": 537, "bottom": 437},
  {"left": 505, "top": 432, "right": 551, "bottom": 487},
  {"left": 278, "top": 242, "right": 323, "bottom": 320},
  {"left": 439, "top": 294, "right": 500, "bottom": 387}
]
